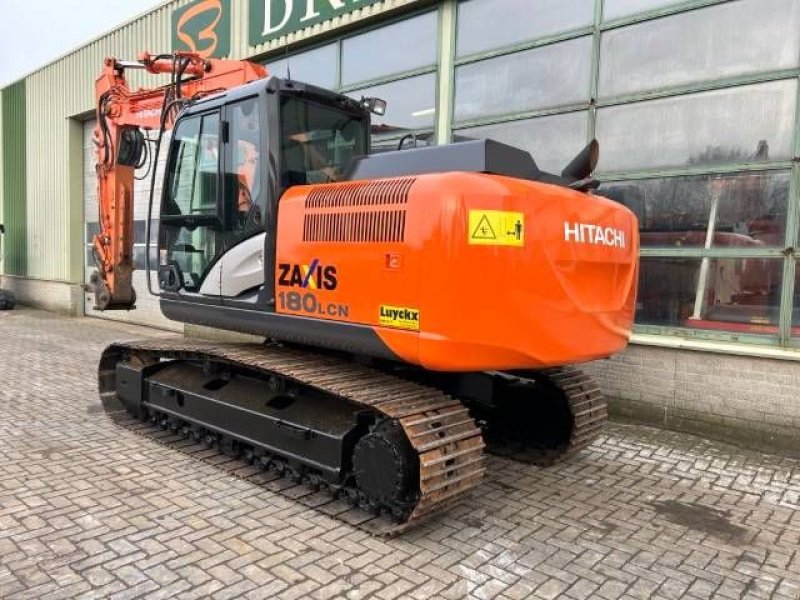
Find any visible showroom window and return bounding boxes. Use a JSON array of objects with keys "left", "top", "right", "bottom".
[
  {"left": 600, "top": 172, "right": 791, "bottom": 250},
  {"left": 453, "top": 36, "right": 593, "bottom": 123},
  {"left": 593, "top": 0, "right": 800, "bottom": 346},
  {"left": 451, "top": 0, "right": 594, "bottom": 172},
  {"left": 456, "top": 0, "right": 594, "bottom": 58},
  {"left": 266, "top": 44, "right": 338, "bottom": 91},
  {"left": 599, "top": 0, "right": 800, "bottom": 98},
  {"left": 451, "top": 0, "right": 800, "bottom": 347},
  {"left": 596, "top": 80, "right": 797, "bottom": 173},
  {"left": 265, "top": 10, "right": 439, "bottom": 151}
]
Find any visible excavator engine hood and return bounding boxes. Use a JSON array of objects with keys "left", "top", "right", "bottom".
[{"left": 276, "top": 171, "right": 639, "bottom": 372}]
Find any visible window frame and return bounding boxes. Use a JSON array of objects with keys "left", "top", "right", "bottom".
[{"left": 158, "top": 109, "right": 225, "bottom": 294}]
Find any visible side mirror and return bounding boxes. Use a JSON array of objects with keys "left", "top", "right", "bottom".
[
  {"left": 0, "top": 224, "right": 5, "bottom": 234},
  {"left": 360, "top": 96, "right": 387, "bottom": 116}
]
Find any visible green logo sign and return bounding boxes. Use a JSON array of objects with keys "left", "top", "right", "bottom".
[
  {"left": 249, "top": 0, "right": 381, "bottom": 46},
  {"left": 172, "top": 0, "right": 232, "bottom": 59}
]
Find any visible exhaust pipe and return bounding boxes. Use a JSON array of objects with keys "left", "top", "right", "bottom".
[{"left": 561, "top": 139, "right": 599, "bottom": 183}]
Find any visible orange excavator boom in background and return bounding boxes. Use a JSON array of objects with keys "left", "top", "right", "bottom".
[
  {"left": 89, "top": 52, "right": 266, "bottom": 309},
  {"left": 90, "top": 51, "right": 639, "bottom": 533}
]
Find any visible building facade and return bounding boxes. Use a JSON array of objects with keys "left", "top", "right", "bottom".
[{"left": 2, "top": 0, "right": 800, "bottom": 449}]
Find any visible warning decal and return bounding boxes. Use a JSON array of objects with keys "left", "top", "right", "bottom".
[{"left": 468, "top": 210, "right": 524, "bottom": 247}]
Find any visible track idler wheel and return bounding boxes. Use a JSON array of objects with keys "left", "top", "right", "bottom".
[
  {"left": 352, "top": 420, "right": 419, "bottom": 516},
  {"left": 473, "top": 368, "right": 607, "bottom": 466}
]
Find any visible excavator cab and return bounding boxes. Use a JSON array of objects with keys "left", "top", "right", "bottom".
[{"left": 156, "top": 78, "right": 371, "bottom": 305}]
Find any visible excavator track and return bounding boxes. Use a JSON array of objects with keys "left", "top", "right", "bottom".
[
  {"left": 476, "top": 366, "right": 608, "bottom": 466},
  {"left": 544, "top": 366, "right": 608, "bottom": 457},
  {"left": 98, "top": 338, "right": 485, "bottom": 536}
]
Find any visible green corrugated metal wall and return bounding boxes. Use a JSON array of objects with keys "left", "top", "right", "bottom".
[{"left": 1, "top": 80, "right": 26, "bottom": 276}]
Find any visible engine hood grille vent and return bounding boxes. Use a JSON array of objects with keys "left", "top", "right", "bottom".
[
  {"left": 302, "top": 178, "right": 415, "bottom": 243},
  {"left": 303, "top": 211, "right": 406, "bottom": 243},
  {"left": 304, "top": 177, "right": 415, "bottom": 209}
]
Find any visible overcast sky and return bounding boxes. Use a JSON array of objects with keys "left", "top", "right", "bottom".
[{"left": 0, "top": 0, "right": 164, "bottom": 87}]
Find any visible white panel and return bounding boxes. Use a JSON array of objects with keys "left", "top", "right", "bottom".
[
  {"left": 24, "top": 2, "right": 173, "bottom": 285},
  {"left": 200, "top": 233, "right": 266, "bottom": 298},
  {"left": 26, "top": 73, "right": 69, "bottom": 281}
]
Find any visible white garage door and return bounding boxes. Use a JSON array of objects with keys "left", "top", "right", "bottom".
[{"left": 83, "top": 120, "right": 180, "bottom": 330}]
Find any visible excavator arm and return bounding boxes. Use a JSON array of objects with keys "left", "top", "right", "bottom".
[{"left": 88, "top": 51, "right": 266, "bottom": 310}]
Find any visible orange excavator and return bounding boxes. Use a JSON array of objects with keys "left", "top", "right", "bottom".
[{"left": 93, "top": 51, "right": 639, "bottom": 532}]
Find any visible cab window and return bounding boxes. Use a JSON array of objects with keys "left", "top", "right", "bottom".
[
  {"left": 160, "top": 112, "right": 221, "bottom": 292},
  {"left": 163, "top": 114, "right": 219, "bottom": 216},
  {"left": 280, "top": 96, "right": 367, "bottom": 188},
  {"left": 224, "top": 98, "right": 265, "bottom": 239}
]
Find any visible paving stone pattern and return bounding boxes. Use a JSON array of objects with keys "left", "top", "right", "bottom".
[{"left": 1, "top": 308, "right": 799, "bottom": 600}]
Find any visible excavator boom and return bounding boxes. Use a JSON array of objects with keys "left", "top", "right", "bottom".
[{"left": 89, "top": 51, "right": 266, "bottom": 309}]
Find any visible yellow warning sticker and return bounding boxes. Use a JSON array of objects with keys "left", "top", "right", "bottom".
[
  {"left": 379, "top": 305, "right": 420, "bottom": 331},
  {"left": 468, "top": 210, "right": 525, "bottom": 247}
]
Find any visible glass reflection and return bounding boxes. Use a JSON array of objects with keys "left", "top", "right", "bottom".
[
  {"left": 456, "top": 0, "right": 593, "bottom": 57},
  {"left": 348, "top": 74, "right": 437, "bottom": 141},
  {"left": 596, "top": 80, "right": 797, "bottom": 172},
  {"left": 266, "top": 44, "right": 338, "bottom": 90},
  {"left": 604, "top": 0, "right": 684, "bottom": 21},
  {"left": 601, "top": 171, "right": 790, "bottom": 248},
  {"left": 600, "top": 0, "right": 800, "bottom": 98},
  {"left": 454, "top": 36, "right": 592, "bottom": 122},
  {"left": 638, "top": 258, "right": 783, "bottom": 335},
  {"left": 341, "top": 12, "right": 437, "bottom": 85}
]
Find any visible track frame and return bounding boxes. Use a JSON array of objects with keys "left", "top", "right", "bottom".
[{"left": 99, "top": 337, "right": 486, "bottom": 535}]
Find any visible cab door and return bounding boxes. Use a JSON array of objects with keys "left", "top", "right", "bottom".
[
  {"left": 214, "top": 97, "right": 270, "bottom": 304},
  {"left": 158, "top": 97, "right": 273, "bottom": 305},
  {"left": 158, "top": 110, "right": 224, "bottom": 301}
]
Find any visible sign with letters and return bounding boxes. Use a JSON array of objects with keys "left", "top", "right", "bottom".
[
  {"left": 249, "top": 0, "right": 382, "bottom": 46},
  {"left": 172, "top": 0, "right": 231, "bottom": 59}
]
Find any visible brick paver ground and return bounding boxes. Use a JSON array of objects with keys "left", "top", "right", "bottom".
[{"left": 1, "top": 308, "right": 799, "bottom": 600}]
